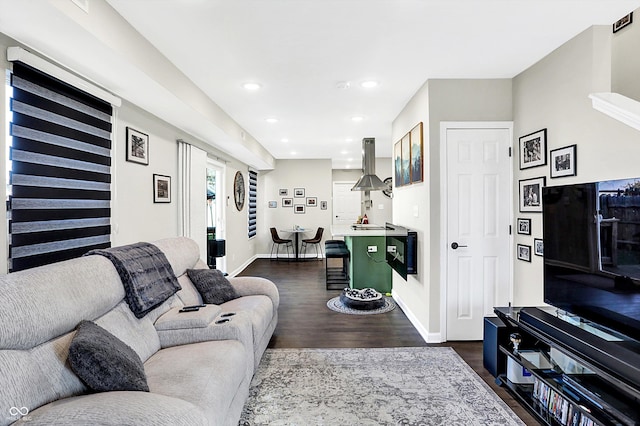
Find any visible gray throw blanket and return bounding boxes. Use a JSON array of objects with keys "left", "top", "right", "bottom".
[{"left": 86, "top": 242, "right": 181, "bottom": 318}]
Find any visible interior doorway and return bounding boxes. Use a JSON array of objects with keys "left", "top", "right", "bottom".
[
  {"left": 440, "top": 122, "right": 513, "bottom": 341},
  {"left": 332, "top": 182, "right": 361, "bottom": 225},
  {"left": 207, "top": 159, "right": 225, "bottom": 271}
]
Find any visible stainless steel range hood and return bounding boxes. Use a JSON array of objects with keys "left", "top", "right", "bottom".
[{"left": 351, "top": 137, "right": 387, "bottom": 191}]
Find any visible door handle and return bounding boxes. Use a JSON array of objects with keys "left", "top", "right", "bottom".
[{"left": 451, "top": 242, "right": 468, "bottom": 250}]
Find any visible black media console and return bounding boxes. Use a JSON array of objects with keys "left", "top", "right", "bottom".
[{"left": 492, "top": 306, "right": 640, "bottom": 426}]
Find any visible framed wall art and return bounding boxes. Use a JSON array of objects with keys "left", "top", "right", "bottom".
[
  {"left": 519, "top": 128, "right": 547, "bottom": 169},
  {"left": 306, "top": 197, "right": 317, "bottom": 207},
  {"left": 517, "top": 218, "right": 531, "bottom": 235},
  {"left": 294, "top": 204, "right": 305, "bottom": 214},
  {"left": 401, "top": 132, "right": 411, "bottom": 186},
  {"left": 294, "top": 188, "right": 305, "bottom": 198},
  {"left": 394, "top": 140, "right": 402, "bottom": 187},
  {"left": 534, "top": 238, "right": 544, "bottom": 257},
  {"left": 320, "top": 200, "right": 327, "bottom": 210},
  {"left": 519, "top": 176, "right": 546, "bottom": 213},
  {"left": 550, "top": 144, "right": 576, "bottom": 178},
  {"left": 613, "top": 12, "right": 633, "bottom": 33},
  {"left": 153, "top": 174, "right": 171, "bottom": 203},
  {"left": 279, "top": 189, "right": 288, "bottom": 196},
  {"left": 410, "top": 122, "right": 424, "bottom": 184},
  {"left": 282, "top": 198, "right": 293, "bottom": 207},
  {"left": 126, "top": 127, "right": 149, "bottom": 165},
  {"left": 517, "top": 244, "right": 531, "bottom": 262}
]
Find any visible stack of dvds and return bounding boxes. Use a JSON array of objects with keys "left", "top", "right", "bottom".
[{"left": 533, "top": 378, "right": 599, "bottom": 426}]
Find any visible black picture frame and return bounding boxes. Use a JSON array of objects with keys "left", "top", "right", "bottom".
[
  {"left": 306, "top": 197, "right": 317, "bottom": 207},
  {"left": 153, "top": 174, "right": 171, "bottom": 203},
  {"left": 550, "top": 144, "right": 577, "bottom": 178},
  {"left": 282, "top": 198, "right": 293, "bottom": 207},
  {"left": 294, "top": 204, "right": 305, "bottom": 214},
  {"left": 519, "top": 176, "right": 546, "bottom": 213},
  {"left": 517, "top": 218, "right": 531, "bottom": 235},
  {"left": 294, "top": 188, "right": 305, "bottom": 198},
  {"left": 613, "top": 12, "right": 633, "bottom": 33},
  {"left": 126, "top": 127, "right": 149, "bottom": 165},
  {"left": 517, "top": 244, "right": 531, "bottom": 262},
  {"left": 519, "top": 129, "right": 547, "bottom": 170},
  {"left": 534, "top": 238, "right": 544, "bottom": 257}
]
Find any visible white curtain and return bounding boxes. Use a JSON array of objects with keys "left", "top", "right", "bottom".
[{"left": 177, "top": 140, "right": 208, "bottom": 260}]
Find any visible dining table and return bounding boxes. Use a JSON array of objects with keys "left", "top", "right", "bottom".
[{"left": 279, "top": 227, "right": 308, "bottom": 260}]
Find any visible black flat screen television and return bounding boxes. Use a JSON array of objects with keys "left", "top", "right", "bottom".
[
  {"left": 543, "top": 177, "right": 640, "bottom": 341},
  {"left": 385, "top": 223, "right": 417, "bottom": 280}
]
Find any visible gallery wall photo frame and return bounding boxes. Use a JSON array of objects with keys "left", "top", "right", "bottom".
[
  {"left": 517, "top": 244, "right": 531, "bottom": 262},
  {"left": 320, "top": 200, "right": 327, "bottom": 210},
  {"left": 519, "top": 176, "right": 546, "bottom": 213},
  {"left": 282, "top": 198, "right": 293, "bottom": 207},
  {"left": 306, "top": 197, "right": 317, "bottom": 207},
  {"left": 294, "top": 188, "right": 305, "bottom": 198},
  {"left": 534, "top": 238, "right": 544, "bottom": 257},
  {"left": 279, "top": 189, "right": 288, "bottom": 196},
  {"left": 519, "top": 128, "right": 547, "bottom": 170},
  {"left": 517, "top": 218, "right": 531, "bottom": 235},
  {"left": 153, "top": 174, "right": 171, "bottom": 203},
  {"left": 294, "top": 204, "right": 305, "bottom": 214},
  {"left": 550, "top": 144, "right": 577, "bottom": 178},
  {"left": 126, "top": 127, "right": 149, "bottom": 165},
  {"left": 268, "top": 201, "right": 277, "bottom": 208},
  {"left": 613, "top": 12, "right": 633, "bottom": 33},
  {"left": 410, "top": 122, "right": 424, "bottom": 184}
]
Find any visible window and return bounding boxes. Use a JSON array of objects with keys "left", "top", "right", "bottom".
[
  {"left": 8, "top": 62, "right": 113, "bottom": 272},
  {"left": 248, "top": 169, "right": 257, "bottom": 239}
]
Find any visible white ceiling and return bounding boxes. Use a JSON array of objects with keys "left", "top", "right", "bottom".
[{"left": 2, "top": 0, "right": 640, "bottom": 169}]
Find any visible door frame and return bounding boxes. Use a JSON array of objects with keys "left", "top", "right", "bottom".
[{"left": 438, "top": 121, "right": 514, "bottom": 342}]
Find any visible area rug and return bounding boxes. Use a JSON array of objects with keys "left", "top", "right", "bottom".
[
  {"left": 326, "top": 295, "right": 396, "bottom": 315},
  {"left": 239, "top": 347, "right": 524, "bottom": 426}
]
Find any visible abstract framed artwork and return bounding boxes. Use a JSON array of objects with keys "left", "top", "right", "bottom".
[
  {"left": 401, "top": 132, "right": 411, "bottom": 186},
  {"left": 550, "top": 144, "right": 576, "bottom": 178},
  {"left": 410, "top": 122, "right": 424, "bottom": 184},
  {"left": 153, "top": 174, "right": 171, "bottom": 203},
  {"left": 126, "top": 127, "right": 149, "bottom": 165},
  {"left": 519, "top": 128, "right": 547, "bottom": 170},
  {"left": 394, "top": 140, "right": 402, "bottom": 187}
]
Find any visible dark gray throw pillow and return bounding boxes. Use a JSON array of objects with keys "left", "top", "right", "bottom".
[
  {"left": 187, "top": 268, "right": 239, "bottom": 305},
  {"left": 68, "top": 320, "right": 149, "bottom": 392}
]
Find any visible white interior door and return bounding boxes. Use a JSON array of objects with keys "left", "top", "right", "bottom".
[
  {"left": 333, "top": 182, "right": 361, "bottom": 225},
  {"left": 443, "top": 123, "right": 512, "bottom": 341}
]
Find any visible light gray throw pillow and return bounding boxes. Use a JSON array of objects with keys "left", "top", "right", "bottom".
[
  {"left": 68, "top": 320, "right": 149, "bottom": 392},
  {"left": 187, "top": 268, "right": 239, "bottom": 305}
]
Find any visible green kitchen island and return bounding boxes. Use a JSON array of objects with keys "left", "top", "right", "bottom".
[{"left": 330, "top": 224, "right": 392, "bottom": 293}]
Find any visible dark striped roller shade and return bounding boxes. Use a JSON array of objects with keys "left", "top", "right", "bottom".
[
  {"left": 248, "top": 170, "right": 257, "bottom": 238},
  {"left": 9, "top": 62, "right": 113, "bottom": 272}
]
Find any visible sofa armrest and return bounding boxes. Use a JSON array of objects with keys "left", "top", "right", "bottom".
[
  {"left": 228, "top": 276, "right": 279, "bottom": 314},
  {"left": 14, "top": 391, "right": 207, "bottom": 426}
]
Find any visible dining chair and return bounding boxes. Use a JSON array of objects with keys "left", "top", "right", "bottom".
[
  {"left": 301, "top": 227, "right": 324, "bottom": 260},
  {"left": 270, "top": 227, "right": 293, "bottom": 261}
]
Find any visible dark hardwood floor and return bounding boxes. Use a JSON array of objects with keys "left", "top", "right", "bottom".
[{"left": 239, "top": 258, "right": 539, "bottom": 425}]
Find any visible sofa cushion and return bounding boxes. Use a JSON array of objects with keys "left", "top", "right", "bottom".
[
  {"left": 187, "top": 269, "right": 239, "bottom": 305},
  {"left": 154, "top": 305, "right": 222, "bottom": 331},
  {"left": 68, "top": 321, "right": 149, "bottom": 392}
]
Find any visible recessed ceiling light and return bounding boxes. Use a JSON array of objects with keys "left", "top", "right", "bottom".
[
  {"left": 340, "top": 150, "right": 348, "bottom": 155},
  {"left": 290, "top": 151, "right": 296, "bottom": 155},
  {"left": 361, "top": 80, "right": 378, "bottom": 88},
  {"left": 281, "top": 138, "right": 289, "bottom": 143},
  {"left": 347, "top": 158, "right": 353, "bottom": 162},
  {"left": 243, "top": 82, "right": 262, "bottom": 90},
  {"left": 265, "top": 117, "right": 278, "bottom": 123},
  {"left": 351, "top": 116, "right": 364, "bottom": 122},
  {"left": 345, "top": 138, "right": 353, "bottom": 142}
]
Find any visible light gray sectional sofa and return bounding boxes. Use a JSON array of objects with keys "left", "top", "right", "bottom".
[{"left": 0, "top": 237, "right": 279, "bottom": 425}]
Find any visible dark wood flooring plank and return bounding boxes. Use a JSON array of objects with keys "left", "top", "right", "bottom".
[{"left": 238, "top": 258, "right": 539, "bottom": 425}]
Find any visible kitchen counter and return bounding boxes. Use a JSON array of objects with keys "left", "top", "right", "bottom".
[
  {"left": 330, "top": 224, "right": 391, "bottom": 293},
  {"left": 331, "top": 224, "right": 387, "bottom": 237}
]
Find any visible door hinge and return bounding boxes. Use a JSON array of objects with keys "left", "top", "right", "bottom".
[
  {"left": 509, "top": 225, "right": 512, "bottom": 235},
  {"left": 508, "top": 147, "right": 512, "bottom": 157}
]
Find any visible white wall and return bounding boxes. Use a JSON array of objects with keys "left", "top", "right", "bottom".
[
  {"left": 392, "top": 79, "right": 512, "bottom": 340},
  {"left": 512, "top": 25, "right": 640, "bottom": 306},
  {"left": 258, "top": 159, "right": 333, "bottom": 256},
  {"left": 612, "top": 12, "right": 640, "bottom": 101}
]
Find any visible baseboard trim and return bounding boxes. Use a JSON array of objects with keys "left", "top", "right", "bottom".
[
  {"left": 392, "top": 289, "right": 443, "bottom": 343},
  {"left": 228, "top": 254, "right": 258, "bottom": 277}
]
